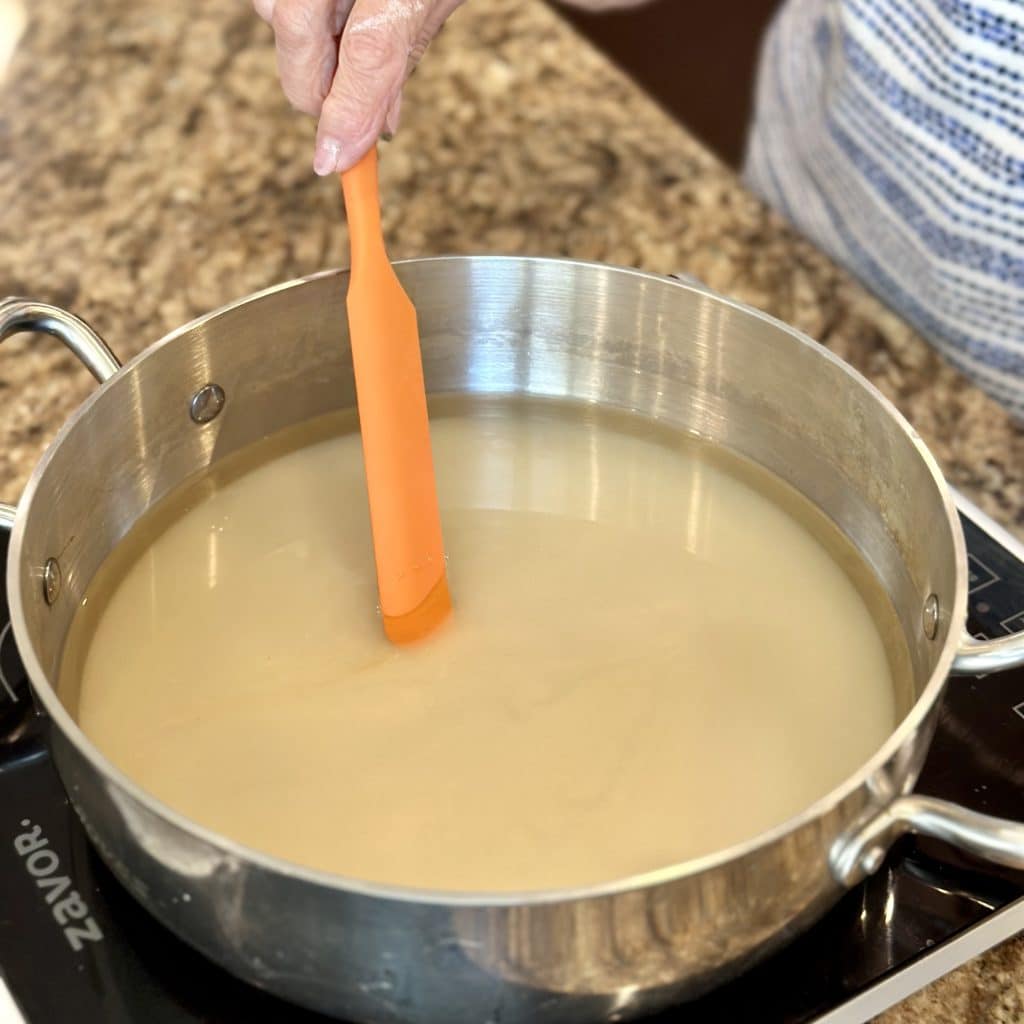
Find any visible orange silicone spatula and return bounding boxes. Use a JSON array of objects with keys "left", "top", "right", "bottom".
[{"left": 340, "top": 147, "right": 451, "bottom": 645}]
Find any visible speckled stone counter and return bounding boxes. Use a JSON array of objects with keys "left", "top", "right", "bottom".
[{"left": 0, "top": 0, "right": 1021, "bottom": 1019}]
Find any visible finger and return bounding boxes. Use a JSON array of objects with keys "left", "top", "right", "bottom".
[
  {"left": 391, "top": 0, "right": 461, "bottom": 135},
  {"left": 272, "top": 0, "right": 354, "bottom": 117},
  {"left": 313, "top": 0, "right": 423, "bottom": 174},
  {"left": 379, "top": 0, "right": 458, "bottom": 139},
  {"left": 253, "top": 0, "right": 276, "bottom": 24},
  {"left": 313, "top": 0, "right": 466, "bottom": 174},
  {"left": 416, "top": 0, "right": 465, "bottom": 49}
]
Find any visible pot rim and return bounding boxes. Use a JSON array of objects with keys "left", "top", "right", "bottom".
[{"left": 4, "top": 255, "right": 969, "bottom": 907}]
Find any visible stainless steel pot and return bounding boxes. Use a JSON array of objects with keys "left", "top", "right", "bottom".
[{"left": 2, "top": 257, "right": 1023, "bottom": 1023}]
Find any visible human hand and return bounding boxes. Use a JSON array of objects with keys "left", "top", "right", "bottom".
[{"left": 254, "top": 0, "right": 466, "bottom": 175}]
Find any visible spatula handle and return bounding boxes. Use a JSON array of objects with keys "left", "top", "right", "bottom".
[{"left": 341, "top": 148, "right": 387, "bottom": 270}]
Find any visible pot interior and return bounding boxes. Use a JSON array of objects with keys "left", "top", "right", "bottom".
[{"left": 12, "top": 258, "right": 961, "bottom": 743}]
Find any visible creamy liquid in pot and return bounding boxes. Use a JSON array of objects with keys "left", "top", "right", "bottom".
[{"left": 62, "top": 398, "right": 907, "bottom": 892}]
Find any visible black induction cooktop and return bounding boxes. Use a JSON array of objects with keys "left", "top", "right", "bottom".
[{"left": 1, "top": 501, "right": 1022, "bottom": 1024}]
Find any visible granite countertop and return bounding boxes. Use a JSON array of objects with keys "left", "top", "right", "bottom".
[{"left": 0, "top": 0, "right": 1021, "bottom": 1019}]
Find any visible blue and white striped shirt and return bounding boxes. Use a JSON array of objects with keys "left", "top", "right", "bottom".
[{"left": 745, "top": 0, "right": 1024, "bottom": 418}]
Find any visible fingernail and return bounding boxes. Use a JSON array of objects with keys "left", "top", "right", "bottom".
[{"left": 313, "top": 137, "right": 342, "bottom": 176}]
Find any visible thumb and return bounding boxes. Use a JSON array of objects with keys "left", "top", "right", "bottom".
[{"left": 312, "top": 0, "right": 421, "bottom": 175}]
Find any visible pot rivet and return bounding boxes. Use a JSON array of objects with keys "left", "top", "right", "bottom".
[
  {"left": 190, "top": 383, "right": 225, "bottom": 425},
  {"left": 922, "top": 594, "right": 940, "bottom": 641},
  {"left": 43, "top": 558, "right": 61, "bottom": 606}
]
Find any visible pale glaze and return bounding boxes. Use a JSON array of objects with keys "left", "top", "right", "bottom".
[{"left": 62, "top": 399, "right": 904, "bottom": 892}]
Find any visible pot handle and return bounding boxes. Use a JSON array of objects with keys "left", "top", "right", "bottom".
[
  {"left": 0, "top": 298, "right": 121, "bottom": 531},
  {"left": 830, "top": 794, "right": 1024, "bottom": 887},
  {"left": 951, "top": 633, "right": 1024, "bottom": 675},
  {"left": 950, "top": 492, "right": 1024, "bottom": 675}
]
